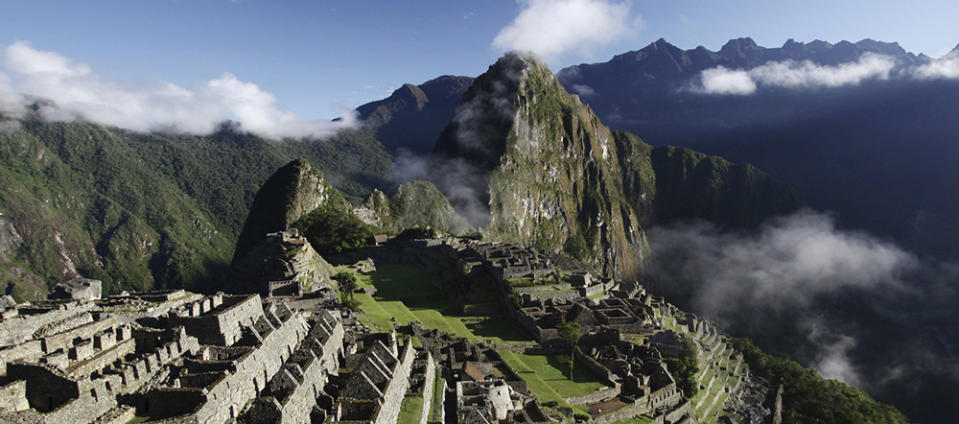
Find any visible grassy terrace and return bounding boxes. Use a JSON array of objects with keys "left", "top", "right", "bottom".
[
  {"left": 497, "top": 351, "right": 608, "bottom": 413},
  {"left": 397, "top": 396, "right": 425, "bottom": 424},
  {"left": 428, "top": 368, "right": 445, "bottom": 423},
  {"left": 349, "top": 263, "right": 528, "bottom": 345},
  {"left": 350, "top": 262, "right": 613, "bottom": 418}
]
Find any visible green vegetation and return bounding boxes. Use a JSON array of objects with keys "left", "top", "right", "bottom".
[
  {"left": 563, "top": 233, "right": 589, "bottom": 261},
  {"left": 0, "top": 119, "right": 391, "bottom": 300},
  {"left": 294, "top": 203, "right": 375, "bottom": 256},
  {"left": 366, "top": 180, "right": 471, "bottom": 235},
  {"left": 497, "top": 350, "right": 607, "bottom": 413},
  {"left": 394, "top": 226, "right": 438, "bottom": 241},
  {"left": 662, "top": 339, "right": 699, "bottom": 398},
  {"left": 556, "top": 321, "right": 582, "bottom": 379},
  {"left": 350, "top": 263, "right": 529, "bottom": 346},
  {"left": 428, "top": 369, "right": 446, "bottom": 423},
  {"left": 732, "top": 338, "right": 909, "bottom": 424},
  {"left": 333, "top": 270, "right": 358, "bottom": 310},
  {"left": 397, "top": 396, "right": 424, "bottom": 424}
]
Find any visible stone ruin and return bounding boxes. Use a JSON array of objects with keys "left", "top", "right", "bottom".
[
  {"left": 49, "top": 278, "right": 102, "bottom": 301},
  {"left": 227, "top": 230, "right": 335, "bottom": 298},
  {"left": 0, "top": 288, "right": 441, "bottom": 424},
  {"left": 0, "top": 233, "right": 765, "bottom": 424},
  {"left": 456, "top": 242, "right": 557, "bottom": 282}
]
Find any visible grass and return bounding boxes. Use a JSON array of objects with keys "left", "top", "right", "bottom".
[
  {"left": 352, "top": 263, "right": 533, "bottom": 346},
  {"left": 397, "top": 396, "right": 425, "bottom": 424},
  {"left": 428, "top": 368, "right": 446, "bottom": 423},
  {"left": 497, "top": 350, "right": 608, "bottom": 414}
]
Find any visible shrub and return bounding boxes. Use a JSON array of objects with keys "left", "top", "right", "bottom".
[
  {"left": 563, "top": 233, "right": 589, "bottom": 261},
  {"left": 294, "top": 204, "right": 374, "bottom": 255}
]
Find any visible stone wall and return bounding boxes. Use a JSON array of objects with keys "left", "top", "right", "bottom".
[
  {"left": 5, "top": 362, "right": 122, "bottom": 424},
  {"left": 417, "top": 352, "right": 436, "bottom": 424},
  {"left": 65, "top": 336, "right": 135, "bottom": 377},
  {"left": 0, "top": 339, "right": 43, "bottom": 375},
  {"left": 592, "top": 397, "right": 652, "bottom": 424},
  {"left": 375, "top": 341, "right": 416, "bottom": 424},
  {"left": 0, "top": 303, "right": 93, "bottom": 348},
  {"left": 514, "top": 283, "right": 573, "bottom": 294},
  {"left": 664, "top": 399, "right": 690, "bottom": 423},
  {"left": 564, "top": 386, "right": 619, "bottom": 406},
  {"left": 182, "top": 311, "right": 309, "bottom": 424},
  {"left": 169, "top": 295, "right": 260, "bottom": 346},
  {"left": 41, "top": 316, "right": 119, "bottom": 354},
  {"left": 0, "top": 379, "right": 28, "bottom": 411},
  {"left": 270, "top": 311, "right": 344, "bottom": 424}
]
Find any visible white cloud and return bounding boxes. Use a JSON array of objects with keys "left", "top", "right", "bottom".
[
  {"left": 697, "top": 67, "right": 757, "bottom": 95},
  {"left": 648, "top": 210, "right": 915, "bottom": 313},
  {"left": 692, "top": 53, "right": 896, "bottom": 95},
  {"left": 0, "top": 41, "right": 355, "bottom": 139},
  {"left": 570, "top": 83, "right": 596, "bottom": 96},
  {"left": 913, "top": 51, "right": 959, "bottom": 80},
  {"left": 492, "top": 0, "right": 641, "bottom": 60},
  {"left": 646, "top": 210, "right": 917, "bottom": 385}
]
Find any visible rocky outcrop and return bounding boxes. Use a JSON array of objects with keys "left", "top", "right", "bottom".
[
  {"left": 232, "top": 160, "right": 348, "bottom": 264},
  {"left": 227, "top": 231, "right": 334, "bottom": 295},
  {"left": 361, "top": 180, "right": 471, "bottom": 234},
  {"left": 431, "top": 53, "right": 799, "bottom": 279},
  {"left": 433, "top": 53, "right": 651, "bottom": 278}
]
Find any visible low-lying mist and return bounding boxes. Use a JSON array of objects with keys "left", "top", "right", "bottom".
[{"left": 644, "top": 210, "right": 959, "bottom": 423}]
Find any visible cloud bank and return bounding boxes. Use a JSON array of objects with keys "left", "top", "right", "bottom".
[
  {"left": 649, "top": 210, "right": 914, "bottom": 312},
  {"left": 0, "top": 41, "right": 355, "bottom": 139},
  {"left": 913, "top": 50, "right": 959, "bottom": 80},
  {"left": 645, "top": 210, "right": 919, "bottom": 385},
  {"left": 691, "top": 53, "right": 897, "bottom": 95},
  {"left": 492, "top": 0, "right": 641, "bottom": 60}
]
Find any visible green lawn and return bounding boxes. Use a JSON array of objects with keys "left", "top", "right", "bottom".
[
  {"left": 351, "top": 263, "right": 533, "bottom": 346},
  {"left": 462, "top": 316, "right": 529, "bottom": 345},
  {"left": 397, "top": 396, "right": 425, "bottom": 424},
  {"left": 497, "top": 350, "right": 608, "bottom": 411}
]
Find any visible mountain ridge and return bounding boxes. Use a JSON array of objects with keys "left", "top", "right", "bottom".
[{"left": 431, "top": 52, "right": 799, "bottom": 278}]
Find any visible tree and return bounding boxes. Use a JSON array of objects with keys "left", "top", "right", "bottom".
[
  {"left": 333, "top": 271, "right": 358, "bottom": 302},
  {"left": 556, "top": 321, "right": 582, "bottom": 379},
  {"left": 293, "top": 203, "right": 374, "bottom": 256},
  {"left": 663, "top": 339, "right": 699, "bottom": 398},
  {"left": 563, "top": 233, "right": 589, "bottom": 261}
]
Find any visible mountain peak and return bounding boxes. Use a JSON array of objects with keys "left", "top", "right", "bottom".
[
  {"left": 719, "top": 37, "right": 762, "bottom": 60},
  {"left": 232, "top": 159, "right": 345, "bottom": 264},
  {"left": 721, "top": 37, "right": 759, "bottom": 50}
]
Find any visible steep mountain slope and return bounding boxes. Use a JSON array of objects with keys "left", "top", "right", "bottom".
[
  {"left": 361, "top": 180, "right": 471, "bottom": 234},
  {"left": 0, "top": 117, "right": 391, "bottom": 300},
  {"left": 558, "top": 38, "right": 959, "bottom": 257},
  {"left": 557, "top": 38, "right": 959, "bottom": 423},
  {"left": 356, "top": 75, "right": 473, "bottom": 154},
  {"left": 0, "top": 73, "right": 471, "bottom": 301},
  {"left": 231, "top": 159, "right": 350, "bottom": 263},
  {"left": 432, "top": 53, "right": 798, "bottom": 278}
]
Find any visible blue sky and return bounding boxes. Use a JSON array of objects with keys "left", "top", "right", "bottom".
[{"left": 1, "top": 0, "right": 957, "bottom": 122}]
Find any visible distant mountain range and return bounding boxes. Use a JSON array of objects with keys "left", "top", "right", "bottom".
[
  {"left": 557, "top": 38, "right": 959, "bottom": 259},
  {"left": 1, "top": 37, "right": 956, "bottom": 423},
  {"left": 556, "top": 37, "right": 959, "bottom": 424}
]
